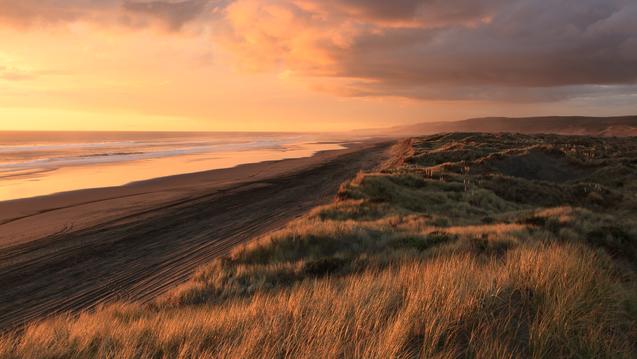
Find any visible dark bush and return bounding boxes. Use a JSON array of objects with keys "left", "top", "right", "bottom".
[
  {"left": 519, "top": 216, "right": 546, "bottom": 226},
  {"left": 391, "top": 232, "right": 457, "bottom": 251},
  {"left": 304, "top": 257, "right": 348, "bottom": 277},
  {"left": 586, "top": 226, "right": 636, "bottom": 261}
]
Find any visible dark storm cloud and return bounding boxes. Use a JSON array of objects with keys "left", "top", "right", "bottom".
[
  {"left": 328, "top": 0, "right": 423, "bottom": 21},
  {"left": 219, "top": 0, "right": 637, "bottom": 101},
  {"left": 122, "top": 0, "right": 210, "bottom": 30},
  {"left": 327, "top": 0, "right": 504, "bottom": 24},
  {"left": 0, "top": 0, "right": 220, "bottom": 29},
  {"left": 334, "top": 7, "right": 637, "bottom": 88},
  {"left": 0, "top": 0, "right": 116, "bottom": 26}
]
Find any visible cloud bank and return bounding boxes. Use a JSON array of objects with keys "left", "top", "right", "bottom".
[
  {"left": 1, "top": 0, "right": 636, "bottom": 102},
  {"left": 219, "top": 0, "right": 637, "bottom": 101}
]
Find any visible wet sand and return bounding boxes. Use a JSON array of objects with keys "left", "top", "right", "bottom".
[
  {"left": 0, "top": 142, "right": 345, "bottom": 202},
  {"left": 0, "top": 141, "right": 393, "bottom": 332}
]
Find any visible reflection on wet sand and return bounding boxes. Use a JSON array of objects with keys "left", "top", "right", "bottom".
[{"left": 0, "top": 142, "right": 343, "bottom": 201}]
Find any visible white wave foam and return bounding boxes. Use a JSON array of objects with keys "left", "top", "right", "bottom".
[{"left": 0, "top": 138, "right": 297, "bottom": 173}]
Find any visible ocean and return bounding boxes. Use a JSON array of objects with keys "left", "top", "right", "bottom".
[{"left": 0, "top": 131, "right": 344, "bottom": 201}]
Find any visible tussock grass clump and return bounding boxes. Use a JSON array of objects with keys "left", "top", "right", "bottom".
[
  {"left": 1, "top": 133, "right": 636, "bottom": 358},
  {"left": 1, "top": 245, "right": 633, "bottom": 358}
]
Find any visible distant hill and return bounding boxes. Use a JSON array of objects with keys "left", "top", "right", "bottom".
[{"left": 364, "top": 116, "right": 637, "bottom": 137}]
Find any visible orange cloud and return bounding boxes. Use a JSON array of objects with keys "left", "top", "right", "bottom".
[{"left": 215, "top": 0, "right": 637, "bottom": 102}]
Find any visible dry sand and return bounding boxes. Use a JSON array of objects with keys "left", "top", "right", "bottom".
[{"left": 0, "top": 141, "right": 392, "bottom": 332}]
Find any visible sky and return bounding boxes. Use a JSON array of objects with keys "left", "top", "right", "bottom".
[{"left": 0, "top": 0, "right": 636, "bottom": 132}]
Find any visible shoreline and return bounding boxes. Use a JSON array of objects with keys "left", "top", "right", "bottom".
[
  {"left": 0, "top": 140, "right": 393, "bottom": 332},
  {"left": 0, "top": 140, "right": 346, "bottom": 203},
  {"left": 0, "top": 142, "right": 364, "bottom": 248}
]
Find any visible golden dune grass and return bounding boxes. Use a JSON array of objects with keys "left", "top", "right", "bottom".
[
  {"left": 1, "top": 244, "right": 633, "bottom": 359},
  {"left": 1, "top": 134, "right": 636, "bottom": 358}
]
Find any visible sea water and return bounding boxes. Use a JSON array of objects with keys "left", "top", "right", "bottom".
[{"left": 0, "top": 131, "right": 344, "bottom": 201}]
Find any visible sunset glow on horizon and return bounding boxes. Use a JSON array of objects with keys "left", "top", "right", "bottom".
[{"left": 1, "top": 0, "right": 636, "bottom": 132}]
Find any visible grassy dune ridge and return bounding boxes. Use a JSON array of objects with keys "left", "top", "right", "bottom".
[{"left": 2, "top": 133, "right": 636, "bottom": 358}]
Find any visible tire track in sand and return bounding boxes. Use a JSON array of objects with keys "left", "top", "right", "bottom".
[{"left": 0, "top": 142, "right": 391, "bottom": 333}]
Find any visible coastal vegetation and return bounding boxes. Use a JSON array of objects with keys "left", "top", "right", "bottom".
[{"left": 2, "top": 133, "right": 636, "bottom": 358}]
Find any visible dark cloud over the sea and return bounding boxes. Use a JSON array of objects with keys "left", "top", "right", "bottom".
[{"left": 122, "top": 0, "right": 211, "bottom": 30}]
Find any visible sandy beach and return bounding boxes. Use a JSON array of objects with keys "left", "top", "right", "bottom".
[{"left": 0, "top": 141, "right": 392, "bottom": 332}]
